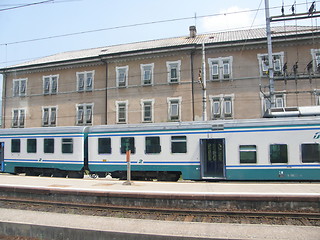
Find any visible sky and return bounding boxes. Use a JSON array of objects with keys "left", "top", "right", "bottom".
[{"left": 0, "top": 0, "right": 318, "bottom": 75}]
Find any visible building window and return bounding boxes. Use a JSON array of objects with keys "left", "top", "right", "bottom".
[
  {"left": 77, "top": 71, "right": 94, "bottom": 92},
  {"left": 42, "top": 107, "right": 57, "bottom": 127},
  {"left": 141, "top": 99, "right": 154, "bottom": 123},
  {"left": 311, "top": 49, "right": 320, "bottom": 73},
  {"left": 258, "top": 52, "right": 284, "bottom": 76},
  {"left": 171, "top": 136, "right": 187, "bottom": 153},
  {"left": 270, "top": 144, "right": 288, "bottom": 163},
  {"left": 27, "top": 139, "right": 37, "bottom": 153},
  {"left": 166, "top": 60, "right": 181, "bottom": 83},
  {"left": 11, "top": 139, "right": 20, "bottom": 153},
  {"left": 116, "top": 100, "right": 128, "bottom": 124},
  {"left": 120, "top": 137, "right": 135, "bottom": 154},
  {"left": 141, "top": 63, "right": 154, "bottom": 85},
  {"left": 240, "top": 145, "right": 257, "bottom": 164},
  {"left": 145, "top": 136, "right": 161, "bottom": 154},
  {"left": 274, "top": 94, "right": 285, "bottom": 108},
  {"left": 13, "top": 78, "right": 27, "bottom": 97},
  {"left": 43, "top": 75, "right": 58, "bottom": 95},
  {"left": 62, "top": 138, "right": 73, "bottom": 154},
  {"left": 210, "top": 95, "right": 234, "bottom": 119},
  {"left": 261, "top": 93, "right": 286, "bottom": 112},
  {"left": 167, "top": 97, "right": 181, "bottom": 121},
  {"left": 98, "top": 138, "right": 112, "bottom": 154},
  {"left": 316, "top": 92, "right": 320, "bottom": 105},
  {"left": 208, "top": 57, "right": 233, "bottom": 80},
  {"left": 301, "top": 143, "right": 320, "bottom": 163},
  {"left": 12, "top": 109, "right": 25, "bottom": 128},
  {"left": 76, "top": 104, "right": 93, "bottom": 125},
  {"left": 116, "top": 66, "right": 128, "bottom": 87},
  {"left": 44, "top": 138, "right": 54, "bottom": 153}
]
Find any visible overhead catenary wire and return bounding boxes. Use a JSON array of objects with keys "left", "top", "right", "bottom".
[{"left": 1, "top": 1, "right": 315, "bottom": 47}]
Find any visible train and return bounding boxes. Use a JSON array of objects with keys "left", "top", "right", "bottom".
[{"left": 0, "top": 117, "right": 319, "bottom": 181}]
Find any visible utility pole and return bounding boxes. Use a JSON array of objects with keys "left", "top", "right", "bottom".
[
  {"left": 201, "top": 42, "right": 207, "bottom": 121},
  {"left": 265, "top": 0, "right": 275, "bottom": 108}
]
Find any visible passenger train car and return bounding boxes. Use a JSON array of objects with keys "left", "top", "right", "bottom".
[{"left": 0, "top": 117, "right": 319, "bottom": 181}]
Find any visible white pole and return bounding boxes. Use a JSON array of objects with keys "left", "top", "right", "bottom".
[
  {"left": 202, "top": 42, "right": 207, "bottom": 121},
  {"left": 123, "top": 150, "right": 132, "bottom": 185},
  {"left": 265, "top": 0, "right": 275, "bottom": 108}
]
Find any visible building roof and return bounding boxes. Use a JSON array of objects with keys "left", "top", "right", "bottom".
[{"left": 2, "top": 26, "right": 319, "bottom": 71}]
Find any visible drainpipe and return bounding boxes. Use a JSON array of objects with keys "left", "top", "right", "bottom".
[
  {"left": 1, "top": 72, "right": 7, "bottom": 128},
  {"left": 190, "top": 49, "right": 195, "bottom": 121},
  {"left": 100, "top": 59, "right": 108, "bottom": 125}
]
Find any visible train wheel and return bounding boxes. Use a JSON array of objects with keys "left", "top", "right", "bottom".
[
  {"left": 25, "top": 168, "right": 38, "bottom": 176},
  {"left": 68, "top": 171, "right": 84, "bottom": 178},
  {"left": 52, "top": 170, "right": 67, "bottom": 178}
]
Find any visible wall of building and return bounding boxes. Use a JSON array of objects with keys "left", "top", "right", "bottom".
[{"left": 2, "top": 35, "right": 320, "bottom": 128}]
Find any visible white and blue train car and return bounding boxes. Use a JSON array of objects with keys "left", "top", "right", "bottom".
[
  {"left": 87, "top": 117, "right": 320, "bottom": 181},
  {"left": 0, "top": 126, "right": 89, "bottom": 178},
  {"left": 87, "top": 122, "right": 208, "bottom": 181},
  {"left": 0, "top": 118, "right": 319, "bottom": 181}
]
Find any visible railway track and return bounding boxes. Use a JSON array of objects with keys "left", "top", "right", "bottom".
[{"left": 0, "top": 197, "right": 319, "bottom": 227}]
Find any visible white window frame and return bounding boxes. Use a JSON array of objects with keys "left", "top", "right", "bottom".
[
  {"left": 12, "top": 78, "right": 27, "bottom": 97},
  {"left": 257, "top": 52, "right": 284, "bottom": 77},
  {"left": 209, "top": 94, "right": 234, "bottom": 119},
  {"left": 167, "top": 97, "right": 182, "bottom": 121},
  {"left": 116, "top": 66, "right": 128, "bottom": 88},
  {"left": 76, "top": 103, "right": 93, "bottom": 125},
  {"left": 274, "top": 94, "right": 285, "bottom": 108},
  {"left": 116, "top": 100, "right": 128, "bottom": 124},
  {"left": 42, "top": 106, "right": 57, "bottom": 127},
  {"left": 311, "top": 49, "right": 320, "bottom": 73},
  {"left": 43, "top": 75, "right": 58, "bottom": 95},
  {"left": 208, "top": 57, "right": 233, "bottom": 80},
  {"left": 141, "top": 63, "right": 154, "bottom": 85},
  {"left": 260, "top": 92, "right": 286, "bottom": 113},
  {"left": 166, "top": 60, "right": 181, "bottom": 83},
  {"left": 140, "top": 99, "right": 154, "bottom": 123},
  {"left": 76, "top": 71, "right": 94, "bottom": 92},
  {"left": 12, "top": 109, "right": 25, "bottom": 128}
]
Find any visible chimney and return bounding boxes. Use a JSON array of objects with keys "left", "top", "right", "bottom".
[{"left": 189, "top": 26, "right": 197, "bottom": 38}]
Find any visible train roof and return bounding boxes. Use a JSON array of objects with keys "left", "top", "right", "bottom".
[
  {"left": 89, "top": 117, "right": 320, "bottom": 133},
  {"left": 0, "top": 117, "right": 318, "bottom": 135},
  {"left": 0, "top": 126, "right": 89, "bottom": 136}
]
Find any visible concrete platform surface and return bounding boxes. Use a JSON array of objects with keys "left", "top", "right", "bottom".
[
  {"left": 0, "top": 174, "right": 319, "bottom": 196},
  {"left": 0, "top": 208, "right": 319, "bottom": 240}
]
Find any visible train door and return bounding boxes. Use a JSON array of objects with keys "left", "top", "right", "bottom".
[
  {"left": 0, "top": 142, "right": 4, "bottom": 172},
  {"left": 200, "top": 139, "right": 226, "bottom": 179}
]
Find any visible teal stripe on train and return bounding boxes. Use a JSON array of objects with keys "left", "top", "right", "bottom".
[{"left": 226, "top": 168, "right": 320, "bottom": 180}]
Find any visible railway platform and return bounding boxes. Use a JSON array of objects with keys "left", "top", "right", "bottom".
[{"left": 0, "top": 174, "right": 319, "bottom": 240}]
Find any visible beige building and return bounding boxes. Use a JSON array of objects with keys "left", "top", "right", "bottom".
[{"left": 1, "top": 26, "right": 320, "bottom": 128}]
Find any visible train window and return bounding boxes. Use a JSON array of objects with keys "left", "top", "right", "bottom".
[
  {"left": 11, "top": 139, "right": 20, "bottom": 153},
  {"left": 62, "top": 138, "right": 73, "bottom": 154},
  {"left": 270, "top": 144, "right": 288, "bottom": 163},
  {"left": 145, "top": 136, "right": 161, "bottom": 154},
  {"left": 239, "top": 145, "right": 257, "bottom": 164},
  {"left": 121, "top": 137, "right": 135, "bottom": 154},
  {"left": 171, "top": 136, "right": 187, "bottom": 153},
  {"left": 27, "top": 139, "right": 37, "bottom": 153},
  {"left": 301, "top": 143, "right": 320, "bottom": 163},
  {"left": 44, "top": 138, "right": 54, "bottom": 153},
  {"left": 98, "top": 138, "right": 111, "bottom": 154}
]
